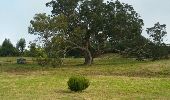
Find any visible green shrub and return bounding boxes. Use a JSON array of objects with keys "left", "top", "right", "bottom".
[
  {"left": 34, "top": 48, "right": 63, "bottom": 67},
  {"left": 67, "top": 76, "right": 90, "bottom": 92},
  {"left": 36, "top": 57, "right": 49, "bottom": 67},
  {"left": 36, "top": 57, "right": 63, "bottom": 67},
  {"left": 50, "top": 58, "right": 63, "bottom": 67}
]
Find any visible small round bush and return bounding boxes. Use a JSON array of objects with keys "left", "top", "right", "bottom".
[{"left": 67, "top": 76, "right": 90, "bottom": 92}]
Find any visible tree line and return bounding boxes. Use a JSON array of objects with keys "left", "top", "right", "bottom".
[
  {"left": 0, "top": 38, "right": 39, "bottom": 57},
  {"left": 0, "top": 38, "right": 25, "bottom": 56}
]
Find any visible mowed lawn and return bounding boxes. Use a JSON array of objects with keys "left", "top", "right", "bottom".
[{"left": 0, "top": 54, "right": 170, "bottom": 100}]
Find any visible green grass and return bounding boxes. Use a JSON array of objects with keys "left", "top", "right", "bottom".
[{"left": 0, "top": 54, "right": 170, "bottom": 99}]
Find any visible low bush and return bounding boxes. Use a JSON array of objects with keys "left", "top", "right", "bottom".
[
  {"left": 36, "top": 57, "right": 49, "bottom": 66},
  {"left": 36, "top": 57, "right": 62, "bottom": 67},
  {"left": 50, "top": 58, "right": 63, "bottom": 67},
  {"left": 67, "top": 76, "right": 90, "bottom": 92}
]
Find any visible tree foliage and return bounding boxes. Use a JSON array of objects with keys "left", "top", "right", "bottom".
[
  {"left": 147, "top": 22, "right": 167, "bottom": 45},
  {"left": 29, "top": 0, "right": 144, "bottom": 65},
  {"left": 16, "top": 38, "right": 26, "bottom": 55},
  {"left": 146, "top": 22, "right": 168, "bottom": 60},
  {"left": 0, "top": 39, "right": 18, "bottom": 56},
  {"left": 27, "top": 42, "right": 37, "bottom": 57}
]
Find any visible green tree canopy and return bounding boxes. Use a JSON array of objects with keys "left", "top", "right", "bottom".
[
  {"left": 147, "top": 22, "right": 167, "bottom": 45},
  {"left": 29, "top": 0, "right": 144, "bottom": 65},
  {"left": 16, "top": 38, "right": 26, "bottom": 55},
  {"left": 146, "top": 22, "right": 168, "bottom": 60},
  {"left": 0, "top": 39, "right": 18, "bottom": 56}
]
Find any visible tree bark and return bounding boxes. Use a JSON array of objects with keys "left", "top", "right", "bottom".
[
  {"left": 83, "top": 32, "right": 92, "bottom": 65},
  {"left": 67, "top": 47, "right": 92, "bottom": 65},
  {"left": 83, "top": 48, "right": 92, "bottom": 65}
]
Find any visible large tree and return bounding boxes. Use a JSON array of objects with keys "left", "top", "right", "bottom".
[{"left": 29, "top": 0, "right": 144, "bottom": 65}]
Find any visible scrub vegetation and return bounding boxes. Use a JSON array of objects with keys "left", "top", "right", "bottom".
[{"left": 0, "top": 54, "right": 169, "bottom": 99}]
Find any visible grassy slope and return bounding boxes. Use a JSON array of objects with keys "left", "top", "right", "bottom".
[{"left": 0, "top": 54, "right": 170, "bottom": 100}]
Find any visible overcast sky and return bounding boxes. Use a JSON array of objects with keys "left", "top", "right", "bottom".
[{"left": 0, "top": 0, "right": 170, "bottom": 47}]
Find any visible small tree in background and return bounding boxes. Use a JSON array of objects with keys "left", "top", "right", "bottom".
[
  {"left": 28, "top": 42, "right": 37, "bottom": 57},
  {"left": 0, "top": 39, "right": 18, "bottom": 56},
  {"left": 16, "top": 38, "right": 26, "bottom": 56},
  {"left": 146, "top": 22, "right": 168, "bottom": 60},
  {"left": 147, "top": 22, "right": 167, "bottom": 45}
]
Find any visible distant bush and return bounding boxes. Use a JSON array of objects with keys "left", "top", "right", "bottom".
[
  {"left": 17, "top": 58, "right": 26, "bottom": 64},
  {"left": 67, "top": 76, "right": 90, "bottom": 92},
  {"left": 36, "top": 57, "right": 48, "bottom": 66},
  {"left": 32, "top": 47, "right": 63, "bottom": 67},
  {"left": 50, "top": 58, "right": 63, "bottom": 67},
  {"left": 36, "top": 57, "right": 62, "bottom": 67}
]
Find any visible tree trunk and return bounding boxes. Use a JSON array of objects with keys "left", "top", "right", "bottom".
[
  {"left": 83, "top": 48, "right": 92, "bottom": 65},
  {"left": 67, "top": 47, "right": 92, "bottom": 65}
]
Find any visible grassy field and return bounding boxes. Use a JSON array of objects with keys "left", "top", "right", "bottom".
[{"left": 0, "top": 54, "right": 170, "bottom": 100}]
